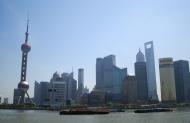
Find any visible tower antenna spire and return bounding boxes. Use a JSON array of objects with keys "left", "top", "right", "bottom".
[{"left": 25, "top": 16, "right": 29, "bottom": 43}]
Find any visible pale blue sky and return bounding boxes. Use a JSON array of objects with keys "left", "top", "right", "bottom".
[{"left": 1, "top": 0, "right": 190, "bottom": 102}]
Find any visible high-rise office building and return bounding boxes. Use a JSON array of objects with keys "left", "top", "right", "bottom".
[
  {"left": 34, "top": 81, "right": 50, "bottom": 105},
  {"left": 144, "top": 41, "right": 158, "bottom": 101},
  {"left": 135, "top": 49, "right": 148, "bottom": 102},
  {"left": 34, "top": 81, "right": 40, "bottom": 104},
  {"left": 49, "top": 71, "right": 77, "bottom": 106},
  {"left": 96, "top": 55, "right": 127, "bottom": 101},
  {"left": 174, "top": 60, "right": 190, "bottom": 103},
  {"left": 123, "top": 76, "right": 138, "bottom": 104},
  {"left": 13, "top": 20, "right": 32, "bottom": 104},
  {"left": 96, "top": 58, "right": 105, "bottom": 89},
  {"left": 96, "top": 55, "right": 117, "bottom": 90},
  {"left": 78, "top": 68, "right": 84, "bottom": 97},
  {"left": 159, "top": 58, "right": 176, "bottom": 102},
  {"left": 50, "top": 81, "right": 67, "bottom": 106},
  {"left": 61, "top": 72, "right": 77, "bottom": 102},
  {"left": 40, "top": 82, "right": 50, "bottom": 105}
]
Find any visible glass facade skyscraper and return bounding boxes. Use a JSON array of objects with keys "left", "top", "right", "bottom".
[
  {"left": 174, "top": 60, "right": 190, "bottom": 103},
  {"left": 135, "top": 50, "right": 148, "bottom": 102},
  {"left": 96, "top": 55, "right": 127, "bottom": 101},
  {"left": 78, "top": 68, "right": 84, "bottom": 97},
  {"left": 144, "top": 41, "right": 158, "bottom": 101},
  {"left": 34, "top": 81, "right": 50, "bottom": 105}
]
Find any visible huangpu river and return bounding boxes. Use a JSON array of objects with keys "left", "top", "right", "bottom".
[{"left": 0, "top": 108, "right": 190, "bottom": 123}]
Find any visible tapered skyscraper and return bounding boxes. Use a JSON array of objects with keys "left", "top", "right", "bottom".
[
  {"left": 144, "top": 41, "right": 158, "bottom": 101},
  {"left": 13, "top": 20, "right": 32, "bottom": 104},
  {"left": 135, "top": 49, "right": 148, "bottom": 102}
]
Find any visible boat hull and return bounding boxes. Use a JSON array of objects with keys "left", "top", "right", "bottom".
[
  {"left": 134, "top": 108, "right": 173, "bottom": 113},
  {"left": 60, "top": 109, "right": 110, "bottom": 115}
]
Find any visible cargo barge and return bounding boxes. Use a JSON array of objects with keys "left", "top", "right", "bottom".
[
  {"left": 59, "top": 108, "right": 110, "bottom": 115},
  {"left": 134, "top": 108, "right": 174, "bottom": 113}
]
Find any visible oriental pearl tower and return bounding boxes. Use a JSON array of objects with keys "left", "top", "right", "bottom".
[{"left": 16, "top": 19, "right": 32, "bottom": 104}]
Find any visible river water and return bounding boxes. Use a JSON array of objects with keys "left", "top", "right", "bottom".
[{"left": 0, "top": 108, "right": 190, "bottom": 123}]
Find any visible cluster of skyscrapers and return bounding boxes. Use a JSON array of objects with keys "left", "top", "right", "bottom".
[
  {"left": 12, "top": 20, "right": 90, "bottom": 106},
  {"left": 93, "top": 41, "right": 158, "bottom": 104},
  {"left": 130, "top": 41, "right": 158, "bottom": 103},
  {"left": 93, "top": 41, "right": 190, "bottom": 104},
  {"left": 159, "top": 58, "right": 190, "bottom": 103},
  {"left": 12, "top": 21, "right": 190, "bottom": 106},
  {"left": 34, "top": 69, "right": 89, "bottom": 106}
]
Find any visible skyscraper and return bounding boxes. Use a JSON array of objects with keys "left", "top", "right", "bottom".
[
  {"left": 49, "top": 71, "right": 77, "bottom": 106},
  {"left": 50, "top": 81, "right": 67, "bottom": 106},
  {"left": 123, "top": 76, "right": 138, "bottom": 104},
  {"left": 34, "top": 81, "right": 50, "bottom": 105},
  {"left": 78, "top": 68, "right": 84, "bottom": 97},
  {"left": 96, "top": 58, "right": 105, "bottom": 89},
  {"left": 174, "top": 60, "right": 190, "bottom": 103},
  {"left": 96, "top": 55, "right": 127, "bottom": 101},
  {"left": 144, "top": 41, "right": 158, "bottom": 101},
  {"left": 159, "top": 58, "right": 176, "bottom": 102},
  {"left": 34, "top": 81, "right": 40, "bottom": 104},
  {"left": 135, "top": 49, "right": 148, "bottom": 102},
  {"left": 13, "top": 20, "right": 32, "bottom": 104},
  {"left": 61, "top": 72, "right": 77, "bottom": 102},
  {"left": 136, "top": 49, "right": 145, "bottom": 62},
  {"left": 49, "top": 72, "right": 67, "bottom": 106}
]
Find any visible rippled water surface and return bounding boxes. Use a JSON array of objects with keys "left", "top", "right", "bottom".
[{"left": 0, "top": 109, "right": 190, "bottom": 123}]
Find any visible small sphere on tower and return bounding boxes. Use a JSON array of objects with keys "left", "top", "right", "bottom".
[
  {"left": 21, "top": 43, "right": 31, "bottom": 52},
  {"left": 18, "top": 81, "right": 29, "bottom": 92}
]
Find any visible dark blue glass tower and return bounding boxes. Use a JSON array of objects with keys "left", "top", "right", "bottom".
[
  {"left": 135, "top": 49, "right": 148, "bottom": 102},
  {"left": 174, "top": 60, "right": 190, "bottom": 103}
]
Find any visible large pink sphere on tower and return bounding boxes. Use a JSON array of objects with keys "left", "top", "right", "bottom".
[{"left": 21, "top": 43, "right": 31, "bottom": 52}]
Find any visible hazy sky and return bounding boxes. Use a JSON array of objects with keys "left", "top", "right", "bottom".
[{"left": 1, "top": 0, "right": 190, "bottom": 102}]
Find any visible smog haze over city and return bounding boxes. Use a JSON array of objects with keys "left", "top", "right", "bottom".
[{"left": 1, "top": 0, "right": 190, "bottom": 102}]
